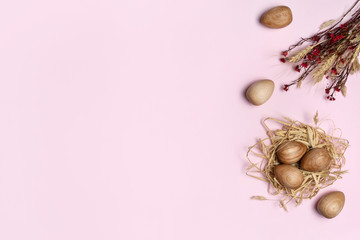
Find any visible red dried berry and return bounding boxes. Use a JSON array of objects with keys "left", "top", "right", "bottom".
[
  {"left": 301, "top": 62, "right": 308, "bottom": 68},
  {"left": 313, "top": 48, "right": 320, "bottom": 56},
  {"left": 280, "top": 58, "right": 286, "bottom": 63},
  {"left": 326, "top": 95, "right": 336, "bottom": 101},
  {"left": 283, "top": 85, "right": 289, "bottom": 91}
]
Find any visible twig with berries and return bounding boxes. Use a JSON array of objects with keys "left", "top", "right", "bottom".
[{"left": 280, "top": 0, "right": 360, "bottom": 101}]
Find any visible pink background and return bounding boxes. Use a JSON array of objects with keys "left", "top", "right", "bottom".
[{"left": 1, "top": 0, "right": 360, "bottom": 239}]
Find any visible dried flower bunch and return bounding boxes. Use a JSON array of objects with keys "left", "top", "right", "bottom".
[
  {"left": 246, "top": 114, "right": 349, "bottom": 211},
  {"left": 281, "top": 0, "right": 360, "bottom": 100}
]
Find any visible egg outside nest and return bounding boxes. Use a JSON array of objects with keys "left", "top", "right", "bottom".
[
  {"left": 260, "top": 6, "right": 293, "bottom": 29},
  {"left": 245, "top": 79, "right": 274, "bottom": 106},
  {"left": 317, "top": 191, "right": 345, "bottom": 219}
]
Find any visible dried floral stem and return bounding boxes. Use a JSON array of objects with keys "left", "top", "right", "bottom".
[{"left": 280, "top": 0, "right": 360, "bottom": 100}]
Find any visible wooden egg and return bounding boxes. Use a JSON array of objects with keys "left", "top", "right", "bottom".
[
  {"left": 276, "top": 141, "right": 307, "bottom": 164},
  {"left": 317, "top": 191, "right": 345, "bottom": 219},
  {"left": 245, "top": 79, "right": 274, "bottom": 106},
  {"left": 260, "top": 6, "right": 293, "bottom": 29},
  {"left": 300, "top": 148, "right": 331, "bottom": 172},
  {"left": 274, "top": 165, "right": 304, "bottom": 189}
]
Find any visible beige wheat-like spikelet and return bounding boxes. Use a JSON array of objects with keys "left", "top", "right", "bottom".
[
  {"left": 251, "top": 196, "right": 268, "bottom": 201},
  {"left": 350, "top": 34, "right": 360, "bottom": 43},
  {"left": 312, "top": 74, "right": 324, "bottom": 84},
  {"left": 350, "top": 44, "right": 360, "bottom": 64},
  {"left": 312, "top": 55, "right": 337, "bottom": 84},
  {"left": 341, "top": 85, "right": 347, "bottom": 97},
  {"left": 289, "top": 46, "right": 314, "bottom": 63},
  {"left": 319, "top": 19, "right": 336, "bottom": 30},
  {"left": 351, "top": 57, "right": 360, "bottom": 74},
  {"left": 297, "top": 79, "right": 303, "bottom": 88}
]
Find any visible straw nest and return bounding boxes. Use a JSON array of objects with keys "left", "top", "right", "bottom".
[{"left": 246, "top": 114, "right": 349, "bottom": 211}]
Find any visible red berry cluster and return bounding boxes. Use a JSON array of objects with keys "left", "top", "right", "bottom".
[{"left": 278, "top": 0, "right": 360, "bottom": 101}]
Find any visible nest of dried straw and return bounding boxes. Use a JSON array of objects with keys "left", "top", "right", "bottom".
[{"left": 246, "top": 114, "right": 349, "bottom": 211}]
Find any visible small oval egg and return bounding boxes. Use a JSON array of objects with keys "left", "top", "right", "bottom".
[
  {"left": 317, "top": 191, "right": 345, "bottom": 219},
  {"left": 276, "top": 141, "right": 307, "bottom": 164},
  {"left": 260, "top": 6, "right": 293, "bottom": 29},
  {"left": 245, "top": 79, "right": 274, "bottom": 106},
  {"left": 274, "top": 164, "right": 304, "bottom": 189},
  {"left": 300, "top": 148, "right": 331, "bottom": 172}
]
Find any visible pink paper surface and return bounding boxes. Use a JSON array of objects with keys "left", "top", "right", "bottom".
[{"left": 1, "top": 0, "right": 359, "bottom": 239}]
